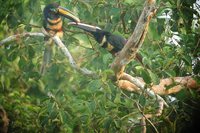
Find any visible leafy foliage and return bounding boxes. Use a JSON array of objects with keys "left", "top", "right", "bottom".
[{"left": 0, "top": 0, "right": 199, "bottom": 132}]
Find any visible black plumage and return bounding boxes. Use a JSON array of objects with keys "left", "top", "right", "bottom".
[
  {"left": 68, "top": 22, "right": 126, "bottom": 55},
  {"left": 68, "top": 22, "right": 145, "bottom": 67}
]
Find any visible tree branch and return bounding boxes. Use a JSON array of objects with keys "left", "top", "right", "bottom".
[
  {"left": 120, "top": 72, "right": 169, "bottom": 107},
  {"left": 152, "top": 76, "right": 200, "bottom": 95},
  {"left": 0, "top": 32, "right": 96, "bottom": 77},
  {"left": 52, "top": 36, "right": 96, "bottom": 77},
  {"left": 140, "top": 117, "right": 147, "bottom": 133},
  {"left": 0, "top": 106, "right": 9, "bottom": 133},
  {"left": 110, "top": 0, "right": 169, "bottom": 119},
  {"left": 0, "top": 32, "right": 44, "bottom": 46},
  {"left": 111, "top": 0, "right": 157, "bottom": 78}
]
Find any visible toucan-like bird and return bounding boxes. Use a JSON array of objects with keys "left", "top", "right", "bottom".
[
  {"left": 41, "top": 3, "right": 80, "bottom": 75},
  {"left": 68, "top": 22, "right": 126, "bottom": 55},
  {"left": 68, "top": 22, "right": 145, "bottom": 67}
]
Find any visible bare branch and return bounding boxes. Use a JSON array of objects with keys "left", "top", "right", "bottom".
[
  {"left": 152, "top": 76, "right": 200, "bottom": 95},
  {"left": 0, "top": 32, "right": 44, "bottom": 46},
  {"left": 52, "top": 36, "right": 96, "bottom": 77},
  {"left": 120, "top": 73, "right": 169, "bottom": 107},
  {"left": 0, "top": 32, "right": 96, "bottom": 77}
]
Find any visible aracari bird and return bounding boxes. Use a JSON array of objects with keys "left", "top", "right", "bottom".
[
  {"left": 68, "top": 22, "right": 144, "bottom": 66},
  {"left": 41, "top": 3, "right": 80, "bottom": 75},
  {"left": 68, "top": 22, "right": 126, "bottom": 55}
]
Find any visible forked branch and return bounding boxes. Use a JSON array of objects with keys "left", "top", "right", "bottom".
[{"left": 111, "top": 0, "right": 199, "bottom": 130}]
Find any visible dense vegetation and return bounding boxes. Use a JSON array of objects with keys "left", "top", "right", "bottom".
[{"left": 0, "top": 0, "right": 199, "bottom": 132}]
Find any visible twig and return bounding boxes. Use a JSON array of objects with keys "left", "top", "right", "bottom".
[
  {"left": 136, "top": 102, "right": 159, "bottom": 133},
  {"left": 140, "top": 117, "right": 147, "bottom": 133},
  {"left": 120, "top": 90, "right": 164, "bottom": 132}
]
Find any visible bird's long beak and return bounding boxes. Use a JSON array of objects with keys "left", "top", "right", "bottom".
[
  {"left": 68, "top": 22, "right": 102, "bottom": 32},
  {"left": 57, "top": 6, "right": 80, "bottom": 23}
]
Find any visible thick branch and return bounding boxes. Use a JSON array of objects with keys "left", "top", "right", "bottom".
[
  {"left": 119, "top": 74, "right": 199, "bottom": 95},
  {"left": 152, "top": 76, "right": 200, "bottom": 95},
  {"left": 120, "top": 73, "right": 169, "bottom": 107},
  {"left": 111, "top": 0, "right": 156, "bottom": 78}
]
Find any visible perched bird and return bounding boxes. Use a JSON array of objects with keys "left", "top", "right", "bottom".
[
  {"left": 68, "top": 22, "right": 126, "bottom": 55},
  {"left": 68, "top": 22, "right": 145, "bottom": 67},
  {"left": 41, "top": 3, "right": 80, "bottom": 75}
]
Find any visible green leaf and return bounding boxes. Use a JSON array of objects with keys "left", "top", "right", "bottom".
[
  {"left": 139, "top": 95, "right": 146, "bottom": 106},
  {"left": 142, "top": 56, "right": 152, "bottom": 67},
  {"left": 102, "top": 53, "right": 112, "bottom": 64},
  {"left": 148, "top": 70, "right": 160, "bottom": 84},
  {"left": 59, "top": 110, "right": 68, "bottom": 123},
  {"left": 110, "top": 8, "right": 120, "bottom": 16},
  {"left": 88, "top": 79, "right": 102, "bottom": 90},
  {"left": 114, "top": 93, "right": 121, "bottom": 104},
  {"left": 88, "top": 101, "right": 96, "bottom": 113},
  {"left": 7, "top": 49, "right": 19, "bottom": 61},
  {"left": 124, "top": 0, "right": 135, "bottom": 4},
  {"left": 182, "top": 55, "right": 192, "bottom": 65},
  {"left": 28, "top": 45, "right": 35, "bottom": 58},
  {"left": 104, "top": 117, "right": 112, "bottom": 129},
  {"left": 140, "top": 68, "right": 151, "bottom": 84},
  {"left": 165, "top": 70, "right": 176, "bottom": 77}
]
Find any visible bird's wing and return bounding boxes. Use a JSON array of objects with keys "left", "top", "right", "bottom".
[{"left": 107, "top": 34, "right": 126, "bottom": 52}]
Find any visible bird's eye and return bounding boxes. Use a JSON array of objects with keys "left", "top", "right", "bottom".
[{"left": 50, "top": 8, "right": 57, "bottom": 13}]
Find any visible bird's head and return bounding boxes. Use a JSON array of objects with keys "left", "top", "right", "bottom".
[{"left": 43, "top": 3, "right": 80, "bottom": 23}]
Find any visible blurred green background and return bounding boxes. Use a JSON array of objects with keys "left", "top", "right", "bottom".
[{"left": 0, "top": 0, "right": 200, "bottom": 132}]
